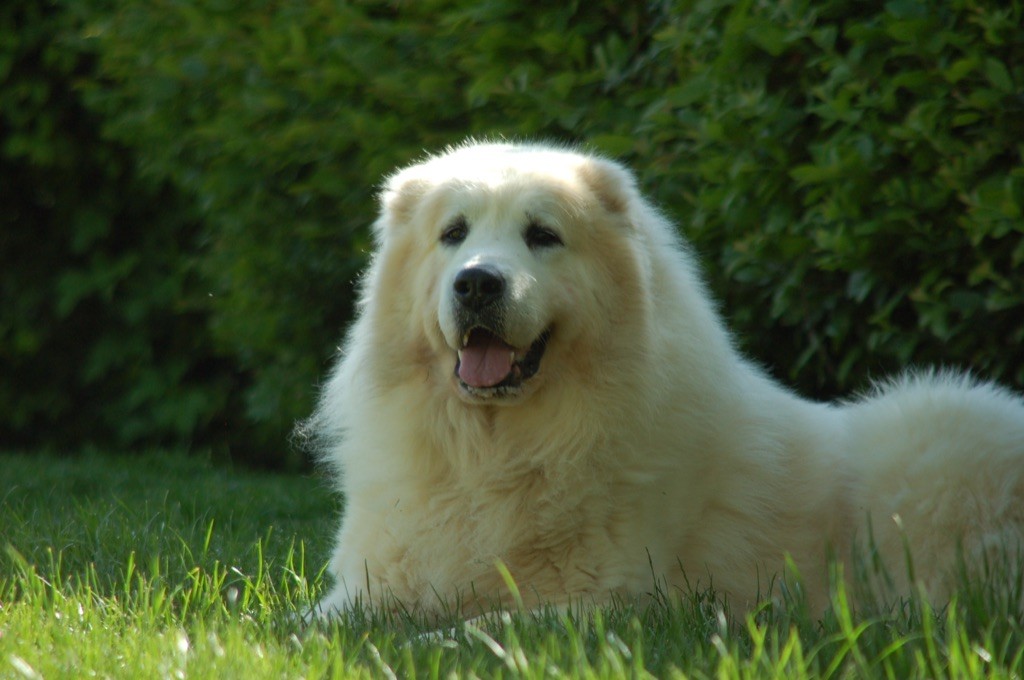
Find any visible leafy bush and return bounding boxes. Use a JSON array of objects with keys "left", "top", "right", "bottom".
[
  {"left": 0, "top": 2, "right": 241, "bottom": 457},
  {"left": 634, "top": 0, "right": 1024, "bottom": 396}
]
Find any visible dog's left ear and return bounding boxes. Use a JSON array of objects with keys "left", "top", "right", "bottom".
[{"left": 576, "top": 157, "right": 638, "bottom": 216}]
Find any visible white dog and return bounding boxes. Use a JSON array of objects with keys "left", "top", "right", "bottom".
[{"left": 305, "top": 142, "right": 1024, "bottom": 619}]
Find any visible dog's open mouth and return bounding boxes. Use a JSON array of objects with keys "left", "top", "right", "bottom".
[{"left": 455, "top": 327, "right": 551, "bottom": 397}]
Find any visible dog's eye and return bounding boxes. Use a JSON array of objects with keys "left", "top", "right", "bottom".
[
  {"left": 525, "top": 221, "right": 563, "bottom": 249},
  {"left": 440, "top": 216, "right": 468, "bottom": 246}
]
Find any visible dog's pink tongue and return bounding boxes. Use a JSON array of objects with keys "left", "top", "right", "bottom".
[{"left": 459, "top": 332, "right": 513, "bottom": 388}]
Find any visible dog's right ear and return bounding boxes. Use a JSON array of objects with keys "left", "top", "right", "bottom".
[{"left": 373, "top": 175, "right": 431, "bottom": 241}]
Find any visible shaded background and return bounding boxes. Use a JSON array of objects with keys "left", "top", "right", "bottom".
[{"left": 2, "top": 0, "right": 1022, "bottom": 469}]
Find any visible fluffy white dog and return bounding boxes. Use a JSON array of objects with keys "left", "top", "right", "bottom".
[{"left": 305, "top": 142, "right": 1024, "bottom": 619}]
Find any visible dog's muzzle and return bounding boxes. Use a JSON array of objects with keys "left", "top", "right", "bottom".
[{"left": 451, "top": 264, "right": 551, "bottom": 397}]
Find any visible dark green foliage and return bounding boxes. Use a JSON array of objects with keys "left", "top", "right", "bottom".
[
  {"left": 5, "top": 0, "right": 1023, "bottom": 464},
  {"left": 636, "top": 0, "right": 1024, "bottom": 395},
  {"left": 0, "top": 3, "right": 239, "bottom": 456}
]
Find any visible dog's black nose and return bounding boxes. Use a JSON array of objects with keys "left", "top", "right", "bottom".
[{"left": 454, "top": 265, "right": 505, "bottom": 310}]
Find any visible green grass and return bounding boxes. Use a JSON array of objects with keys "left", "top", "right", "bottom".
[{"left": 1, "top": 452, "right": 1022, "bottom": 678}]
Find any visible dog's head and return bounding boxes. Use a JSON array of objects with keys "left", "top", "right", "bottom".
[{"left": 367, "top": 142, "right": 648, "bottom": 404}]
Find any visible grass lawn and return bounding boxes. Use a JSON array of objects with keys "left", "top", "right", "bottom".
[{"left": 1, "top": 451, "right": 1022, "bottom": 678}]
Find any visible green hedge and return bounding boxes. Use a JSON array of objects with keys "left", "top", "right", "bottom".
[
  {"left": 0, "top": 2, "right": 245, "bottom": 457},
  {"left": 5, "top": 0, "right": 1022, "bottom": 464},
  {"left": 642, "top": 0, "right": 1024, "bottom": 395}
]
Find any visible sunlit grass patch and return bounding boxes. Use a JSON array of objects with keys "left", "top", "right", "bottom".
[{"left": 1, "top": 451, "right": 1022, "bottom": 678}]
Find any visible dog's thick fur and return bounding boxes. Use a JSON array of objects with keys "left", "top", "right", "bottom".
[{"left": 307, "top": 142, "right": 1024, "bottom": 618}]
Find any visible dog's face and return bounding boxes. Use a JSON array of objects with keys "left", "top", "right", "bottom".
[
  {"left": 433, "top": 188, "right": 566, "bottom": 402},
  {"left": 368, "top": 144, "right": 647, "bottom": 405}
]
